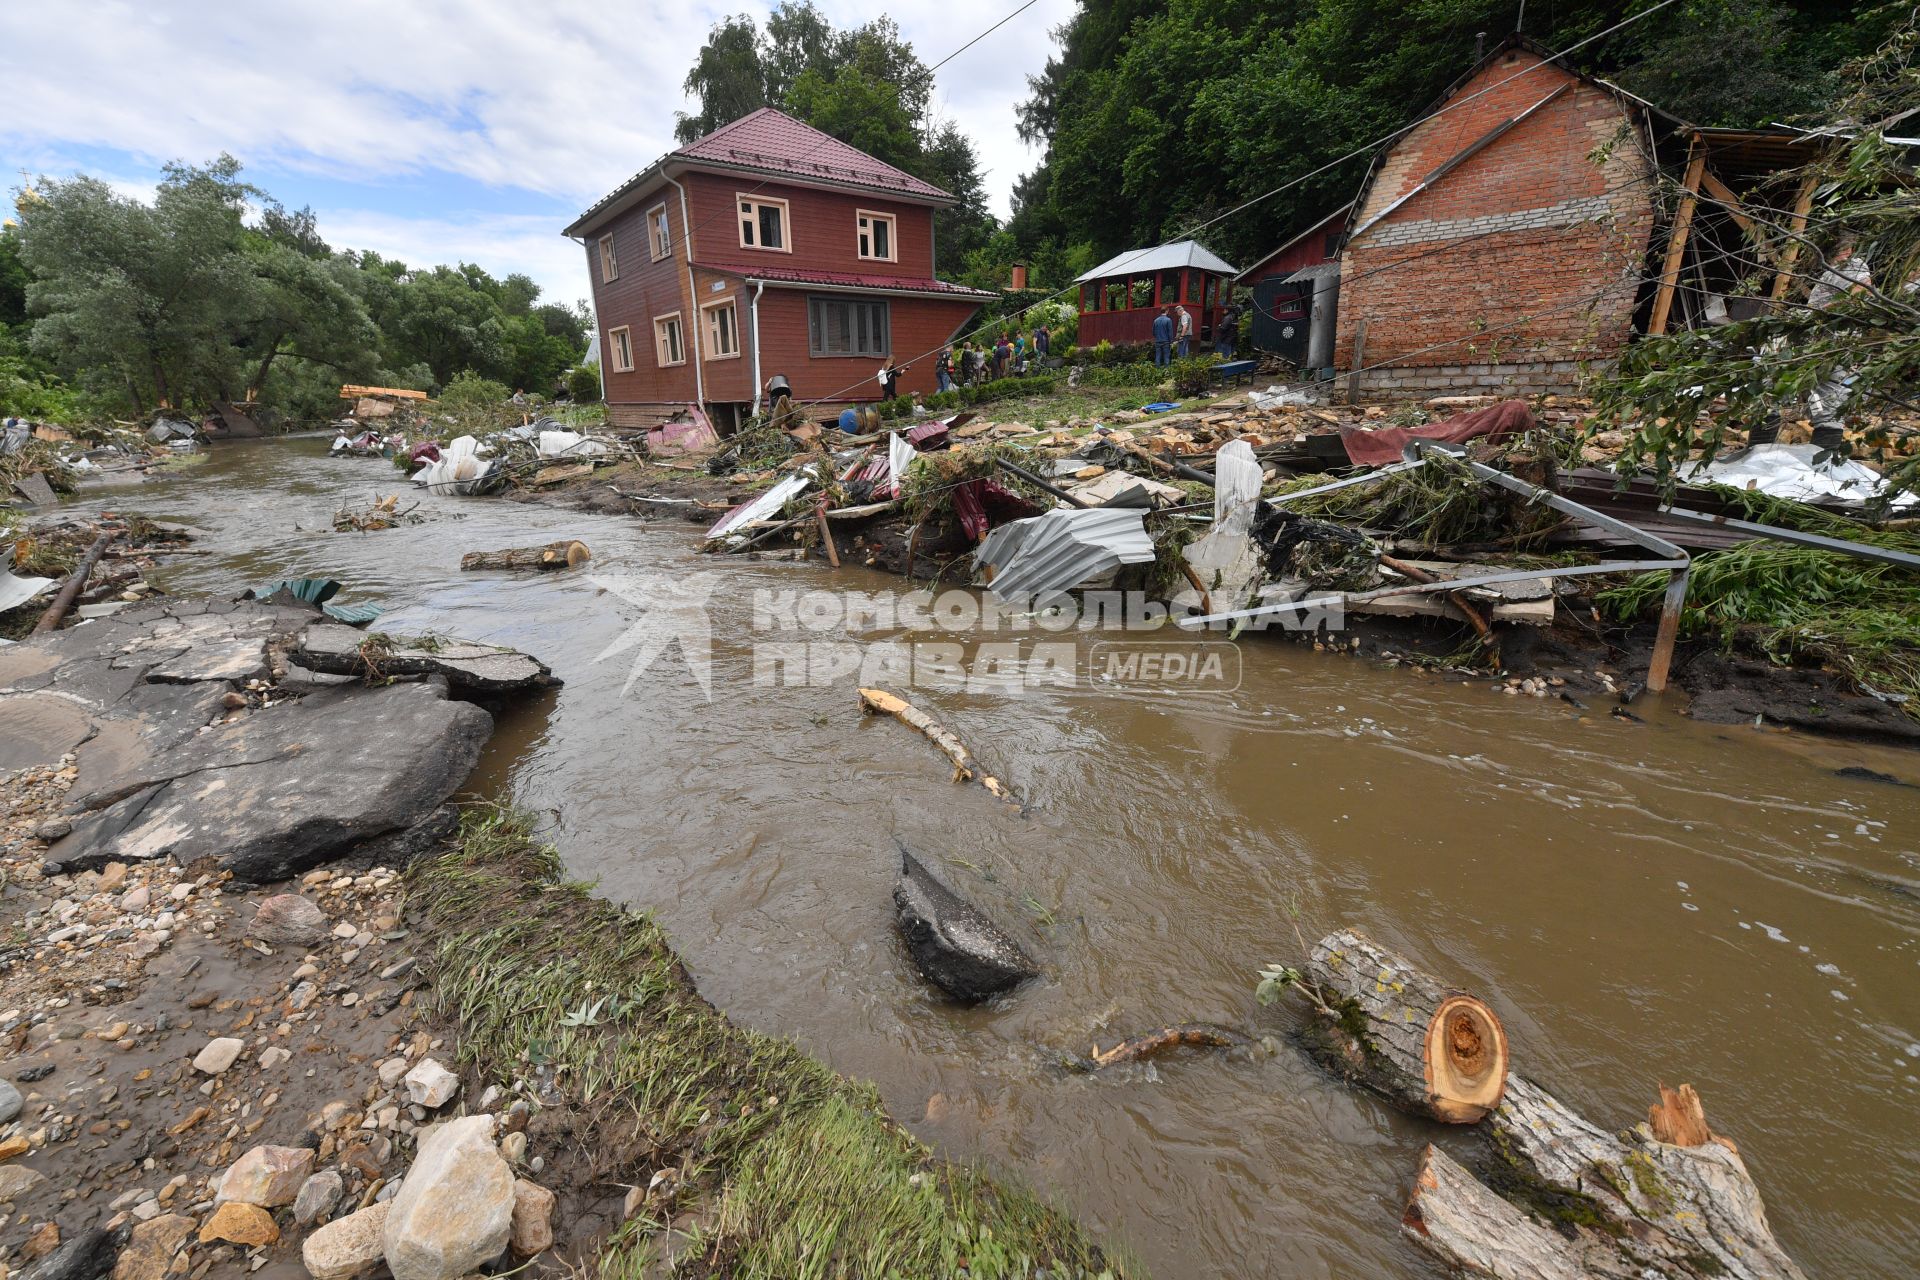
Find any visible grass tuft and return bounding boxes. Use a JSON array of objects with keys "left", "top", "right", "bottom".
[{"left": 407, "top": 805, "right": 1131, "bottom": 1280}]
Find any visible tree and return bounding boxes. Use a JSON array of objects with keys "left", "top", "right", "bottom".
[{"left": 676, "top": 15, "right": 767, "bottom": 143}]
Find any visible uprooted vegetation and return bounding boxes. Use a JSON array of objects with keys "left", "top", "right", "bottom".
[
  {"left": 406, "top": 806, "right": 1133, "bottom": 1280},
  {"left": 1601, "top": 486, "right": 1920, "bottom": 706}
]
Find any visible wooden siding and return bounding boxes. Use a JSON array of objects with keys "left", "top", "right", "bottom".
[
  {"left": 752, "top": 288, "right": 981, "bottom": 403},
  {"left": 587, "top": 183, "right": 698, "bottom": 406},
  {"left": 1077, "top": 268, "right": 1225, "bottom": 346},
  {"left": 683, "top": 172, "right": 934, "bottom": 277}
]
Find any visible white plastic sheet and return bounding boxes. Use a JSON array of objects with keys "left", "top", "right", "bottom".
[
  {"left": 707, "top": 472, "right": 814, "bottom": 541},
  {"left": 1687, "top": 444, "right": 1916, "bottom": 509},
  {"left": 536, "top": 430, "right": 609, "bottom": 459}
]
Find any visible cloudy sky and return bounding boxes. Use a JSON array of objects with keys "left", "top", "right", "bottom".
[{"left": 0, "top": 0, "right": 1071, "bottom": 309}]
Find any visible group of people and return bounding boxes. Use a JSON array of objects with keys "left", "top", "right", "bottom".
[
  {"left": 931, "top": 324, "right": 1053, "bottom": 393},
  {"left": 1149, "top": 299, "right": 1242, "bottom": 365}
]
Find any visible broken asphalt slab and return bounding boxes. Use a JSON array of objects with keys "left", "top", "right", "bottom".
[
  {"left": 0, "top": 598, "right": 545, "bottom": 881},
  {"left": 893, "top": 850, "right": 1038, "bottom": 1001}
]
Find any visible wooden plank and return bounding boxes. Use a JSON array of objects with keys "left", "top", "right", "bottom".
[
  {"left": 1769, "top": 174, "right": 1819, "bottom": 302},
  {"left": 1648, "top": 143, "right": 1706, "bottom": 337},
  {"left": 1696, "top": 169, "right": 1757, "bottom": 238},
  {"left": 338, "top": 385, "right": 429, "bottom": 400}
]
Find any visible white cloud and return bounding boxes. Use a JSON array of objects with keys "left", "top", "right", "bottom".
[{"left": 1, "top": 0, "right": 1069, "bottom": 294}]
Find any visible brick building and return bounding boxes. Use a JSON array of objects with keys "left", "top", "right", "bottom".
[
  {"left": 563, "top": 109, "right": 996, "bottom": 430},
  {"left": 1335, "top": 38, "right": 1662, "bottom": 398}
]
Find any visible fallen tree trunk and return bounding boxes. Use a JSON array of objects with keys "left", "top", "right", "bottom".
[
  {"left": 857, "top": 687, "right": 1012, "bottom": 801},
  {"left": 32, "top": 532, "right": 114, "bottom": 634},
  {"left": 459, "top": 540, "right": 590, "bottom": 571},
  {"left": 1303, "top": 928, "right": 1508, "bottom": 1123},
  {"left": 1404, "top": 1076, "right": 1806, "bottom": 1279}
]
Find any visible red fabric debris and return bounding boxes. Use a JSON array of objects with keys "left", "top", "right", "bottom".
[{"left": 1337, "top": 399, "right": 1535, "bottom": 466}]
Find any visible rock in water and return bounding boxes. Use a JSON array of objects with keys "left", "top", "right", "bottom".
[
  {"left": 217, "top": 1144, "right": 313, "bottom": 1206},
  {"left": 251, "top": 893, "right": 329, "bottom": 946},
  {"left": 382, "top": 1115, "right": 514, "bottom": 1280},
  {"left": 893, "top": 850, "right": 1038, "bottom": 1000},
  {"left": 302, "top": 1201, "right": 388, "bottom": 1280}
]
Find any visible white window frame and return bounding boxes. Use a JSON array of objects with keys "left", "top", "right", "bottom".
[
  {"left": 647, "top": 204, "right": 672, "bottom": 261},
  {"left": 652, "top": 313, "right": 685, "bottom": 368},
  {"left": 702, "top": 297, "right": 741, "bottom": 361},
  {"left": 598, "top": 233, "right": 618, "bottom": 282},
  {"left": 608, "top": 326, "right": 634, "bottom": 373},
  {"left": 856, "top": 209, "right": 897, "bottom": 263},
  {"left": 737, "top": 194, "right": 791, "bottom": 253}
]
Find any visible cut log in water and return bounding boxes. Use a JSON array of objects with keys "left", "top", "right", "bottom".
[
  {"left": 459, "top": 540, "right": 591, "bottom": 571},
  {"left": 1302, "top": 928, "right": 1508, "bottom": 1123},
  {"left": 857, "top": 687, "right": 1012, "bottom": 801},
  {"left": 1404, "top": 1076, "right": 1806, "bottom": 1280}
]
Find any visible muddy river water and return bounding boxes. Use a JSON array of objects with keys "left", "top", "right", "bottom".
[{"left": 58, "top": 438, "right": 1920, "bottom": 1278}]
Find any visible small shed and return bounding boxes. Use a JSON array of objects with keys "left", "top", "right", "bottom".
[
  {"left": 1074, "top": 239, "right": 1237, "bottom": 347},
  {"left": 1235, "top": 203, "right": 1352, "bottom": 370}
]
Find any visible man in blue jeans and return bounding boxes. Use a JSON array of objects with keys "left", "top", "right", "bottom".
[
  {"left": 1151, "top": 308, "right": 1173, "bottom": 366},
  {"left": 1174, "top": 304, "right": 1193, "bottom": 359}
]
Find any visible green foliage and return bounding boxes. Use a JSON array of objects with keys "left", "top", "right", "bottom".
[
  {"left": 1007, "top": 0, "right": 1897, "bottom": 272},
  {"left": 674, "top": 3, "right": 995, "bottom": 276},
  {"left": 566, "top": 365, "right": 602, "bottom": 402},
  {"left": 1077, "top": 361, "right": 1166, "bottom": 388},
  {"left": 10, "top": 155, "right": 588, "bottom": 425},
  {"left": 1169, "top": 355, "right": 1217, "bottom": 396},
  {"left": 438, "top": 370, "right": 510, "bottom": 410}
]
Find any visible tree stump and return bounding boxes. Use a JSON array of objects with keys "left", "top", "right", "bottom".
[
  {"left": 1303, "top": 928, "right": 1508, "bottom": 1123},
  {"left": 1404, "top": 1076, "right": 1806, "bottom": 1279},
  {"left": 459, "top": 540, "right": 590, "bottom": 572}
]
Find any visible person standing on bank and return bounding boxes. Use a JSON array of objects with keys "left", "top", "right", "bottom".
[
  {"left": 1152, "top": 308, "right": 1174, "bottom": 367},
  {"left": 1174, "top": 303, "right": 1194, "bottom": 359},
  {"left": 935, "top": 346, "right": 953, "bottom": 394},
  {"left": 878, "top": 360, "right": 899, "bottom": 401}
]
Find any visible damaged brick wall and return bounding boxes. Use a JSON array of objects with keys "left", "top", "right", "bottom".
[{"left": 1334, "top": 48, "right": 1656, "bottom": 398}]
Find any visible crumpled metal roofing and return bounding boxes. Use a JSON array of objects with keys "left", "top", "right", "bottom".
[{"left": 975, "top": 507, "right": 1156, "bottom": 607}]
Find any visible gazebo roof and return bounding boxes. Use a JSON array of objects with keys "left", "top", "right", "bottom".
[{"left": 1075, "top": 239, "right": 1237, "bottom": 283}]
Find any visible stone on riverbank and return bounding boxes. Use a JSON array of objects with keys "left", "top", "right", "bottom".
[
  {"left": 382, "top": 1115, "right": 514, "bottom": 1280},
  {"left": 893, "top": 851, "right": 1038, "bottom": 1001},
  {"left": 191, "top": 1037, "right": 244, "bottom": 1075},
  {"left": 198, "top": 1201, "right": 278, "bottom": 1247},
  {"left": 303, "top": 1202, "right": 389, "bottom": 1280},
  {"left": 251, "top": 893, "right": 330, "bottom": 945},
  {"left": 0, "top": 1080, "right": 20, "bottom": 1124},
  {"left": 402, "top": 1058, "right": 458, "bottom": 1109},
  {"left": 294, "top": 1170, "right": 345, "bottom": 1226},
  {"left": 216, "top": 1144, "right": 313, "bottom": 1206},
  {"left": 111, "top": 1215, "right": 193, "bottom": 1280},
  {"left": 509, "top": 1179, "right": 555, "bottom": 1257}
]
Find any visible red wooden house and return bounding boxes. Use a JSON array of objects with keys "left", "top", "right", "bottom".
[
  {"left": 1234, "top": 203, "right": 1351, "bottom": 370},
  {"left": 1073, "top": 240, "right": 1237, "bottom": 348},
  {"left": 564, "top": 108, "right": 997, "bottom": 429}
]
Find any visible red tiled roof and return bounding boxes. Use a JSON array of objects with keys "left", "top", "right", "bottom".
[
  {"left": 676, "top": 109, "right": 953, "bottom": 202},
  {"left": 695, "top": 261, "right": 997, "bottom": 298}
]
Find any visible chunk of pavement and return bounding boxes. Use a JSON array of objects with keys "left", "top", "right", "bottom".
[
  {"left": 382, "top": 1114, "right": 514, "bottom": 1280},
  {"left": 294, "top": 624, "right": 561, "bottom": 693},
  {"left": 0, "top": 1164, "right": 45, "bottom": 1200},
  {"left": 22, "top": 1225, "right": 127, "bottom": 1280},
  {"left": 217, "top": 1144, "right": 314, "bottom": 1206},
  {"left": 302, "top": 1201, "right": 389, "bottom": 1280},
  {"left": 0, "top": 1079, "right": 20, "bottom": 1124},
  {"left": 251, "top": 893, "right": 330, "bottom": 946},
  {"left": 892, "top": 850, "right": 1038, "bottom": 1001},
  {"left": 46, "top": 679, "right": 493, "bottom": 881},
  {"left": 192, "top": 1037, "right": 245, "bottom": 1075},
  {"left": 197, "top": 1202, "right": 278, "bottom": 1247},
  {"left": 294, "top": 1170, "right": 345, "bottom": 1226},
  {"left": 111, "top": 1214, "right": 193, "bottom": 1280},
  {"left": 509, "top": 1179, "right": 555, "bottom": 1258},
  {"left": 402, "top": 1058, "right": 459, "bottom": 1109}
]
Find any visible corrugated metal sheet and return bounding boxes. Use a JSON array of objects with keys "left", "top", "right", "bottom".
[{"left": 975, "top": 508, "right": 1156, "bottom": 606}]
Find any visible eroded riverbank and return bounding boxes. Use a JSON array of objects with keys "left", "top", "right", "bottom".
[{"left": 26, "top": 436, "right": 1920, "bottom": 1279}]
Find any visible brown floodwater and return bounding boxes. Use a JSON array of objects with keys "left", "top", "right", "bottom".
[{"left": 61, "top": 438, "right": 1920, "bottom": 1278}]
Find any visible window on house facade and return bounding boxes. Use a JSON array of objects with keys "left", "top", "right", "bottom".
[
  {"left": 807, "top": 296, "right": 889, "bottom": 357},
  {"left": 598, "top": 234, "right": 618, "bottom": 282},
  {"left": 738, "top": 196, "right": 789, "bottom": 251},
  {"left": 704, "top": 299, "right": 740, "bottom": 359},
  {"left": 653, "top": 314, "right": 685, "bottom": 367},
  {"left": 1206, "top": 277, "right": 1219, "bottom": 309},
  {"left": 648, "top": 204, "right": 671, "bottom": 261},
  {"left": 856, "top": 210, "right": 896, "bottom": 262},
  {"left": 608, "top": 326, "right": 634, "bottom": 372}
]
